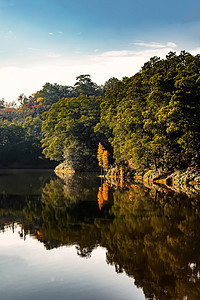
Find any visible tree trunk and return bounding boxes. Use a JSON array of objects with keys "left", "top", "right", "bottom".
[{"left": 154, "top": 158, "right": 158, "bottom": 171}]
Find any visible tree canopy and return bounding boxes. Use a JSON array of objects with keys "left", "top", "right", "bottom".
[
  {"left": 96, "top": 51, "right": 200, "bottom": 171},
  {"left": 1, "top": 54, "right": 200, "bottom": 172},
  {"left": 41, "top": 94, "right": 101, "bottom": 170}
]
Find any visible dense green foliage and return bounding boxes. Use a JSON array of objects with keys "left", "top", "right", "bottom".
[
  {"left": 41, "top": 94, "right": 101, "bottom": 170},
  {"left": 35, "top": 75, "right": 117, "bottom": 106},
  {"left": 1, "top": 52, "right": 200, "bottom": 172},
  {"left": 97, "top": 51, "right": 200, "bottom": 170},
  {"left": 35, "top": 82, "right": 76, "bottom": 106},
  {"left": 0, "top": 75, "right": 117, "bottom": 169},
  {"left": 0, "top": 119, "right": 43, "bottom": 167}
]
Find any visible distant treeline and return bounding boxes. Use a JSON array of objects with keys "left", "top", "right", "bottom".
[
  {"left": 0, "top": 75, "right": 118, "bottom": 168},
  {"left": 0, "top": 51, "right": 200, "bottom": 171}
]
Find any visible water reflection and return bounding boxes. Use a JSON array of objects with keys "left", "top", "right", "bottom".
[
  {"left": 97, "top": 182, "right": 109, "bottom": 210},
  {"left": 0, "top": 171, "right": 200, "bottom": 299}
]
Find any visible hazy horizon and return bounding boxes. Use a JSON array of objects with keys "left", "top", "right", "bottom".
[{"left": 0, "top": 0, "right": 200, "bottom": 102}]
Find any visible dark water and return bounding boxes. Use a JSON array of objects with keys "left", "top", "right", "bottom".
[{"left": 0, "top": 170, "right": 200, "bottom": 299}]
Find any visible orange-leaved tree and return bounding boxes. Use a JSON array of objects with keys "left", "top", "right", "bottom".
[
  {"left": 97, "top": 142, "right": 109, "bottom": 174},
  {"left": 102, "top": 182, "right": 109, "bottom": 201},
  {"left": 97, "top": 182, "right": 109, "bottom": 210},
  {"left": 103, "top": 150, "right": 109, "bottom": 172},
  {"left": 97, "top": 186, "right": 104, "bottom": 210},
  {"left": 97, "top": 142, "right": 104, "bottom": 175}
]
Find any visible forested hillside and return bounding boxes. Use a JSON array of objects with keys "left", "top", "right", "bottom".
[
  {"left": 41, "top": 94, "right": 101, "bottom": 171},
  {"left": 97, "top": 51, "right": 200, "bottom": 172},
  {"left": 0, "top": 52, "right": 200, "bottom": 173},
  {"left": 0, "top": 75, "right": 117, "bottom": 168}
]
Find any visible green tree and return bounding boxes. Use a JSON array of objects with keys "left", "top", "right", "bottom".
[
  {"left": 74, "top": 75, "right": 102, "bottom": 96},
  {"left": 102, "top": 77, "right": 119, "bottom": 93},
  {"left": 97, "top": 51, "right": 200, "bottom": 171},
  {"left": 0, "top": 120, "right": 27, "bottom": 166},
  {"left": 41, "top": 94, "right": 101, "bottom": 170},
  {"left": 35, "top": 82, "right": 75, "bottom": 106}
]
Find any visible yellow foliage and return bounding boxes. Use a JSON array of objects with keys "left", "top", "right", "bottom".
[
  {"left": 120, "top": 166, "right": 123, "bottom": 177},
  {"left": 102, "top": 182, "right": 109, "bottom": 201},
  {"left": 97, "top": 186, "right": 104, "bottom": 210},
  {"left": 120, "top": 178, "right": 124, "bottom": 188},
  {"left": 37, "top": 97, "right": 44, "bottom": 103},
  {"left": 103, "top": 150, "right": 109, "bottom": 171},
  {"left": 129, "top": 191, "right": 134, "bottom": 202},
  {"left": 128, "top": 160, "right": 135, "bottom": 169},
  {"left": 97, "top": 182, "right": 109, "bottom": 210},
  {"left": 97, "top": 142, "right": 104, "bottom": 167},
  {"left": 97, "top": 143, "right": 109, "bottom": 173}
]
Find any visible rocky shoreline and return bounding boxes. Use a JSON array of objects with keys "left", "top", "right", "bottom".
[
  {"left": 55, "top": 161, "right": 75, "bottom": 173},
  {"left": 107, "top": 165, "right": 200, "bottom": 184},
  {"left": 142, "top": 167, "right": 200, "bottom": 185},
  {"left": 105, "top": 165, "right": 200, "bottom": 196},
  {"left": 54, "top": 164, "right": 200, "bottom": 198}
]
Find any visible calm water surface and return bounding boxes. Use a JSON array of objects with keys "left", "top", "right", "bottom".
[{"left": 0, "top": 170, "right": 200, "bottom": 299}]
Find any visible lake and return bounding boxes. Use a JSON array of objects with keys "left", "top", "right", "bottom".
[{"left": 0, "top": 170, "right": 200, "bottom": 299}]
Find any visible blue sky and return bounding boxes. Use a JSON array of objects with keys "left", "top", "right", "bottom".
[{"left": 0, "top": 0, "right": 200, "bottom": 101}]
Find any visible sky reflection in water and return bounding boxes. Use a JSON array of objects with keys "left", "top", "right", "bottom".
[{"left": 0, "top": 225, "right": 144, "bottom": 300}]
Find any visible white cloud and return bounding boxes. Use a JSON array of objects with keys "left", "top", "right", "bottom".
[
  {"left": 46, "top": 52, "right": 61, "bottom": 58},
  {"left": 134, "top": 41, "right": 177, "bottom": 49},
  {"left": 0, "top": 41, "right": 179, "bottom": 103},
  {"left": 0, "top": 60, "right": 130, "bottom": 102},
  {"left": 49, "top": 31, "right": 64, "bottom": 36},
  {"left": 0, "top": 65, "right": 74, "bottom": 102},
  {"left": 4, "top": 30, "right": 16, "bottom": 39},
  {"left": 99, "top": 50, "right": 133, "bottom": 57},
  {"left": 74, "top": 50, "right": 82, "bottom": 54},
  {"left": 27, "top": 47, "right": 38, "bottom": 51},
  {"left": 189, "top": 47, "right": 200, "bottom": 55},
  {"left": 93, "top": 41, "right": 177, "bottom": 61}
]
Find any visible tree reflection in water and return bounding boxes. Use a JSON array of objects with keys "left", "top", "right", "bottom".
[{"left": 0, "top": 172, "right": 200, "bottom": 299}]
